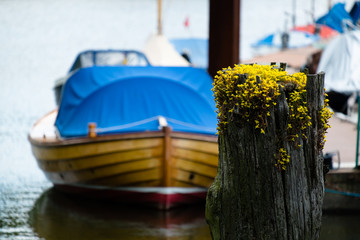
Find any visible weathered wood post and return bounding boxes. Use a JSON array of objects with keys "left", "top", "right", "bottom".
[{"left": 206, "top": 64, "right": 332, "bottom": 240}]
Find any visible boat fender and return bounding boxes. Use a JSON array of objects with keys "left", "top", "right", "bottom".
[{"left": 88, "top": 122, "right": 97, "bottom": 137}]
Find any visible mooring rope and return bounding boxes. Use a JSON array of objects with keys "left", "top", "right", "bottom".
[
  {"left": 325, "top": 188, "right": 360, "bottom": 198},
  {"left": 95, "top": 115, "right": 215, "bottom": 133},
  {"left": 165, "top": 117, "right": 215, "bottom": 132},
  {"left": 95, "top": 116, "right": 161, "bottom": 133}
]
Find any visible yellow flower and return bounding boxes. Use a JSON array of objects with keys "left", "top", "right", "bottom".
[{"left": 212, "top": 63, "right": 331, "bottom": 171}]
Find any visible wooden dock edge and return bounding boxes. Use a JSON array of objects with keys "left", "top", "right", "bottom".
[{"left": 323, "top": 168, "right": 360, "bottom": 212}]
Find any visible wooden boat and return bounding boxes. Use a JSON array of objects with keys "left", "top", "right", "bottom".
[{"left": 28, "top": 50, "right": 218, "bottom": 209}]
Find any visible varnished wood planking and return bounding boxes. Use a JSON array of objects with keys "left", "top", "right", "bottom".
[
  {"left": 162, "top": 126, "right": 172, "bottom": 187},
  {"left": 44, "top": 158, "right": 162, "bottom": 183},
  {"left": 171, "top": 132, "right": 217, "bottom": 143},
  {"left": 171, "top": 169, "right": 214, "bottom": 188},
  {"left": 32, "top": 138, "right": 163, "bottom": 161},
  {"left": 172, "top": 148, "right": 218, "bottom": 167},
  {"left": 30, "top": 114, "right": 219, "bottom": 190},
  {"left": 129, "top": 180, "right": 162, "bottom": 187},
  {"left": 33, "top": 134, "right": 218, "bottom": 189},
  {"left": 172, "top": 138, "right": 218, "bottom": 155},
  {"left": 38, "top": 146, "right": 163, "bottom": 172},
  {"left": 87, "top": 168, "right": 162, "bottom": 186},
  {"left": 172, "top": 181, "right": 196, "bottom": 187},
  {"left": 173, "top": 158, "right": 217, "bottom": 178}
]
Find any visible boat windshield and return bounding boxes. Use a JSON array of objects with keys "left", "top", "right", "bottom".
[{"left": 69, "top": 50, "right": 151, "bottom": 72}]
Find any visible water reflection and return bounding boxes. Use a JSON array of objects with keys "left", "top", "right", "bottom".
[
  {"left": 17, "top": 186, "right": 360, "bottom": 240},
  {"left": 29, "top": 188, "right": 211, "bottom": 240},
  {"left": 0, "top": 180, "right": 50, "bottom": 239}
]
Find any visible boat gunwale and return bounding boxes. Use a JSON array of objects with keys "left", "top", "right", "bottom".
[
  {"left": 28, "top": 108, "right": 218, "bottom": 148},
  {"left": 29, "top": 129, "right": 218, "bottom": 147}
]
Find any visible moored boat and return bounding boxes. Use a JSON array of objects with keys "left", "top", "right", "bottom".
[{"left": 28, "top": 50, "right": 218, "bottom": 209}]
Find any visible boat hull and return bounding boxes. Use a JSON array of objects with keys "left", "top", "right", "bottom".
[
  {"left": 29, "top": 110, "right": 218, "bottom": 209},
  {"left": 54, "top": 185, "right": 208, "bottom": 210}
]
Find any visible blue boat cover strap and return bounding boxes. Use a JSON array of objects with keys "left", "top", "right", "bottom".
[{"left": 55, "top": 66, "right": 217, "bottom": 137}]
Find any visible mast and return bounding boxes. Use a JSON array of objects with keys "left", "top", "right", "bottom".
[
  {"left": 292, "top": 0, "right": 296, "bottom": 27},
  {"left": 311, "top": 0, "right": 315, "bottom": 22},
  {"left": 157, "top": 0, "right": 163, "bottom": 35}
]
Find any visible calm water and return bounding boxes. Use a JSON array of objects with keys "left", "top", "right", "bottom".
[{"left": 1, "top": 0, "right": 359, "bottom": 239}]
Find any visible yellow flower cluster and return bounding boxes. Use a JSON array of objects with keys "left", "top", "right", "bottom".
[
  {"left": 285, "top": 73, "right": 312, "bottom": 144},
  {"left": 212, "top": 64, "right": 333, "bottom": 171},
  {"left": 318, "top": 94, "right": 333, "bottom": 150},
  {"left": 212, "top": 64, "right": 317, "bottom": 171},
  {"left": 275, "top": 148, "right": 290, "bottom": 170},
  {"left": 213, "top": 64, "right": 283, "bottom": 134},
  {"left": 213, "top": 64, "right": 310, "bottom": 135}
]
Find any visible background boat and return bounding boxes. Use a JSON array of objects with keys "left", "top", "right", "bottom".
[{"left": 170, "top": 38, "right": 209, "bottom": 70}]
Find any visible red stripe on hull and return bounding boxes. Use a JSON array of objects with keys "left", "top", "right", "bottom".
[{"left": 54, "top": 184, "right": 207, "bottom": 210}]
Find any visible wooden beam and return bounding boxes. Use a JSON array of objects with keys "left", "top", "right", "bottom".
[
  {"left": 157, "top": 0, "right": 163, "bottom": 35},
  {"left": 208, "top": 0, "right": 240, "bottom": 78},
  {"left": 162, "top": 126, "right": 172, "bottom": 186}
]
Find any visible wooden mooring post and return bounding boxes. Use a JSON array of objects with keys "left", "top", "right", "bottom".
[{"left": 206, "top": 64, "right": 331, "bottom": 240}]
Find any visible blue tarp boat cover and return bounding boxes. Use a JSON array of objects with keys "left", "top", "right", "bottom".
[
  {"left": 55, "top": 66, "right": 217, "bottom": 137},
  {"left": 316, "top": 3, "right": 353, "bottom": 33}
]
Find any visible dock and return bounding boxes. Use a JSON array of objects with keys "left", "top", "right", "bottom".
[{"left": 323, "top": 114, "right": 360, "bottom": 211}]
